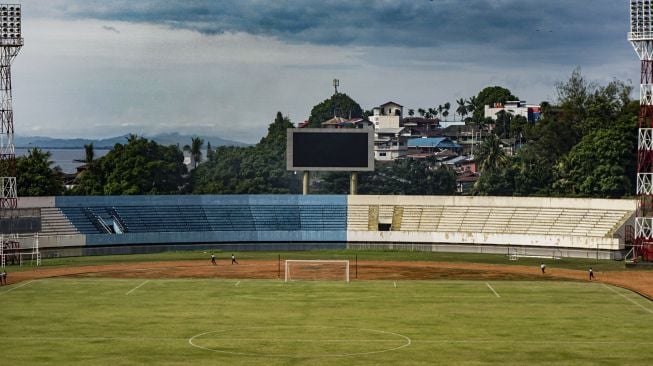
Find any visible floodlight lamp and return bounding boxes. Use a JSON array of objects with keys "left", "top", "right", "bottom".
[{"left": 0, "top": 4, "right": 21, "bottom": 45}]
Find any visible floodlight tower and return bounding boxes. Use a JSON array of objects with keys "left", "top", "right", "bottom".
[
  {"left": 0, "top": 4, "right": 21, "bottom": 209},
  {"left": 630, "top": 0, "right": 653, "bottom": 261}
]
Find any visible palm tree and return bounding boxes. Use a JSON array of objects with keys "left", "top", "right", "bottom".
[
  {"left": 466, "top": 96, "right": 477, "bottom": 114},
  {"left": 408, "top": 109, "right": 415, "bottom": 117},
  {"left": 444, "top": 102, "right": 451, "bottom": 121},
  {"left": 477, "top": 135, "right": 508, "bottom": 173},
  {"left": 83, "top": 143, "right": 94, "bottom": 164},
  {"left": 456, "top": 98, "right": 468, "bottom": 121},
  {"left": 417, "top": 108, "right": 426, "bottom": 117},
  {"left": 437, "top": 105, "right": 444, "bottom": 120},
  {"left": 428, "top": 108, "right": 436, "bottom": 119},
  {"left": 183, "top": 137, "right": 204, "bottom": 168}
]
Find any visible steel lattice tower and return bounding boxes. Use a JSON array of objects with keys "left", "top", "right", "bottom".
[
  {"left": 630, "top": 0, "right": 653, "bottom": 261},
  {"left": 0, "top": 4, "right": 21, "bottom": 209}
]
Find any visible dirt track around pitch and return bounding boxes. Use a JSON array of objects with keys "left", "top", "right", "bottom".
[{"left": 5, "top": 259, "right": 653, "bottom": 300}]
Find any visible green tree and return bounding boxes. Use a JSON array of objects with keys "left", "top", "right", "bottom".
[
  {"left": 472, "top": 86, "right": 518, "bottom": 121},
  {"left": 307, "top": 93, "right": 363, "bottom": 127},
  {"left": 73, "top": 136, "right": 186, "bottom": 195},
  {"left": 16, "top": 148, "right": 63, "bottom": 196},
  {"left": 553, "top": 124, "right": 635, "bottom": 198},
  {"left": 191, "top": 112, "right": 301, "bottom": 194},
  {"left": 408, "top": 109, "right": 415, "bottom": 117},
  {"left": 183, "top": 137, "right": 204, "bottom": 168},
  {"left": 476, "top": 135, "right": 509, "bottom": 173},
  {"left": 456, "top": 98, "right": 468, "bottom": 121},
  {"left": 84, "top": 143, "right": 94, "bottom": 164},
  {"left": 206, "top": 141, "right": 215, "bottom": 162}
]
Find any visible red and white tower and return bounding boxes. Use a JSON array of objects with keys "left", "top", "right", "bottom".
[
  {"left": 630, "top": 0, "right": 653, "bottom": 261},
  {"left": 0, "top": 4, "right": 21, "bottom": 209}
]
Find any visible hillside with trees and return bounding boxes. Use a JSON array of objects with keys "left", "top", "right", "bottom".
[{"left": 13, "top": 68, "right": 638, "bottom": 199}]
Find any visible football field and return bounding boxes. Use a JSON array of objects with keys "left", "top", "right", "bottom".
[{"left": 2, "top": 277, "right": 653, "bottom": 365}]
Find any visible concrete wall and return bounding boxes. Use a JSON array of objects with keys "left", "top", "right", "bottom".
[{"left": 347, "top": 231, "right": 622, "bottom": 251}]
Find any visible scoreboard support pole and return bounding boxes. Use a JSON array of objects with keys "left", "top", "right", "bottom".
[
  {"left": 350, "top": 172, "right": 358, "bottom": 195},
  {"left": 303, "top": 171, "right": 310, "bottom": 195}
]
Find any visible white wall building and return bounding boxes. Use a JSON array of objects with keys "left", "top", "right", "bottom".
[
  {"left": 484, "top": 100, "right": 541, "bottom": 122},
  {"left": 374, "top": 127, "right": 408, "bottom": 161},
  {"left": 370, "top": 101, "right": 403, "bottom": 129}
]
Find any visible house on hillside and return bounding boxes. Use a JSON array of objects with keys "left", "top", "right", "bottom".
[
  {"left": 401, "top": 117, "right": 440, "bottom": 137},
  {"left": 321, "top": 116, "right": 370, "bottom": 129},
  {"left": 370, "top": 101, "right": 403, "bottom": 129},
  {"left": 484, "top": 100, "right": 541, "bottom": 122},
  {"left": 407, "top": 137, "right": 462, "bottom": 155},
  {"left": 456, "top": 170, "right": 479, "bottom": 194},
  {"left": 441, "top": 125, "right": 482, "bottom": 156},
  {"left": 375, "top": 127, "right": 409, "bottom": 161}
]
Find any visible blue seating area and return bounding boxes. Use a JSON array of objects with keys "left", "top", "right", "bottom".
[{"left": 56, "top": 195, "right": 348, "bottom": 235}]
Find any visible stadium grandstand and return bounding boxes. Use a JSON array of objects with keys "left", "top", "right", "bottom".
[{"left": 13, "top": 195, "right": 635, "bottom": 260}]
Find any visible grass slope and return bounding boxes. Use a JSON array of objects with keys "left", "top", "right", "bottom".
[{"left": 2, "top": 278, "right": 653, "bottom": 365}]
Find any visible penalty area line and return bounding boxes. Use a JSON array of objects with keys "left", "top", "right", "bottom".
[
  {"left": 0, "top": 280, "right": 34, "bottom": 295},
  {"left": 601, "top": 284, "right": 653, "bottom": 315},
  {"left": 485, "top": 282, "right": 500, "bottom": 298},
  {"left": 126, "top": 280, "right": 150, "bottom": 295}
]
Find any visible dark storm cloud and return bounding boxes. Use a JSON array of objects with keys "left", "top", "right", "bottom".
[{"left": 45, "top": 1, "right": 627, "bottom": 50}]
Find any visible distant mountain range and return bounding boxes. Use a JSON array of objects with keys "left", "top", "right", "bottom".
[{"left": 14, "top": 133, "right": 249, "bottom": 149}]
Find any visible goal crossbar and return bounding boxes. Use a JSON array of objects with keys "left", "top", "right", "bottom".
[{"left": 284, "top": 260, "right": 350, "bottom": 283}]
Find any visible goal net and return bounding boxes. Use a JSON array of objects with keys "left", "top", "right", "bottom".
[{"left": 284, "top": 260, "right": 350, "bottom": 282}]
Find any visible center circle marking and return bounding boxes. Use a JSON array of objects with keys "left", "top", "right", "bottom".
[{"left": 188, "top": 326, "right": 411, "bottom": 358}]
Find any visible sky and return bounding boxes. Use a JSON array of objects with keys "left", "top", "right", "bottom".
[{"left": 10, "top": 0, "right": 638, "bottom": 143}]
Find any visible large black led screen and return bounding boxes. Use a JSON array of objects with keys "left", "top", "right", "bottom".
[{"left": 287, "top": 129, "right": 373, "bottom": 171}]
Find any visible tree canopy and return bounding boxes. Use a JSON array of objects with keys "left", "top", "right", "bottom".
[
  {"left": 16, "top": 148, "right": 63, "bottom": 196},
  {"left": 73, "top": 135, "right": 187, "bottom": 195},
  {"left": 472, "top": 86, "right": 518, "bottom": 121},
  {"left": 307, "top": 93, "right": 363, "bottom": 127},
  {"left": 190, "top": 112, "right": 301, "bottom": 194}
]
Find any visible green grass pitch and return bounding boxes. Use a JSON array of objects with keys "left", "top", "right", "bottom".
[{"left": 2, "top": 278, "right": 653, "bottom": 365}]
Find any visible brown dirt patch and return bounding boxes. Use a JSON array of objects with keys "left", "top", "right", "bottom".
[{"left": 4, "top": 259, "right": 653, "bottom": 300}]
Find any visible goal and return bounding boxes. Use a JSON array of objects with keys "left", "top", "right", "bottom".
[{"left": 284, "top": 260, "right": 350, "bottom": 282}]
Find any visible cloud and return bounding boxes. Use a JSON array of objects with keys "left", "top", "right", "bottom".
[
  {"left": 101, "top": 25, "right": 120, "bottom": 33},
  {"left": 24, "top": 0, "right": 629, "bottom": 66}
]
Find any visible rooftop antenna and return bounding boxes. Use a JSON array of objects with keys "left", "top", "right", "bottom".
[{"left": 333, "top": 78, "right": 339, "bottom": 95}]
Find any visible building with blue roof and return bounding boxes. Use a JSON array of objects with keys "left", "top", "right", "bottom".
[{"left": 407, "top": 137, "right": 462, "bottom": 153}]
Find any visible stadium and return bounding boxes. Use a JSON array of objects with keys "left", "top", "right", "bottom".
[
  {"left": 3, "top": 194, "right": 653, "bottom": 365},
  {"left": 3, "top": 1, "right": 653, "bottom": 365}
]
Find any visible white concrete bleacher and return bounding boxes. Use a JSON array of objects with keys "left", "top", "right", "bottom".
[
  {"left": 39, "top": 207, "right": 79, "bottom": 236},
  {"left": 347, "top": 195, "right": 636, "bottom": 253}
]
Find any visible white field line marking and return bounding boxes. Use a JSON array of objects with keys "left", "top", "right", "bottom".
[
  {"left": 6, "top": 336, "right": 187, "bottom": 341},
  {"left": 602, "top": 284, "right": 653, "bottom": 315},
  {"left": 485, "top": 282, "right": 500, "bottom": 298},
  {"left": 235, "top": 281, "right": 240, "bottom": 286},
  {"left": 0, "top": 280, "right": 34, "bottom": 295},
  {"left": 6, "top": 336, "right": 653, "bottom": 346},
  {"left": 415, "top": 339, "right": 653, "bottom": 345},
  {"left": 126, "top": 280, "right": 150, "bottom": 295}
]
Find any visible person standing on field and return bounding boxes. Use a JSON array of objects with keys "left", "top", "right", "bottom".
[
  {"left": 231, "top": 254, "right": 238, "bottom": 265},
  {"left": 211, "top": 254, "right": 216, "bottom": 266},
  {"left": 0, "top": 270, "right": 6, "bottom": 285},
  {"left": 540, "top": 263, "right": 546, "bottom": 274},
  {"left": 589, "top": 267, "right": 595, "bottom": 280}
]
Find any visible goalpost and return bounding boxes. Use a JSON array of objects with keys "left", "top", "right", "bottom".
[{"left": 284, "top": 260, "right": 350, "bottom": 283}]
